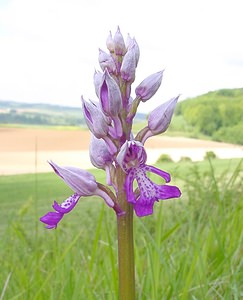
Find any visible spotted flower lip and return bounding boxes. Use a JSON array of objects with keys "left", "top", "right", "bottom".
[
  {"left": 40, "top": 193, "right": 80, "bottom": 229},
  {"left": 117, "top": 140, "right": 181, "bottom": 217}
]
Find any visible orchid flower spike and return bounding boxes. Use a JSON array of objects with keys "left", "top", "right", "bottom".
[
  {"left": 117, "top": 141, "right": 181, "bottom": 217},
  {"left": 41, "top": 27, "right": 181, "bottom": 231}
]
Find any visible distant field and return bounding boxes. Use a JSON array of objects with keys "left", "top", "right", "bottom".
[
  {"left": 1, "top": 126, "right": 241, "bottom": 152},
  {"left": 1, "top": 126, "right": 242, "bottom": 175}
]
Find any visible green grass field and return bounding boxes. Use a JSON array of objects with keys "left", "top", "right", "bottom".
[{"left": 0, "top": 158, "right": 242, "bottom": 299}]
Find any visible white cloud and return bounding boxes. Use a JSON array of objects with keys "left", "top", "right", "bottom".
[{"left": 0, "top": 0, "right": 242, "bottom": 112}]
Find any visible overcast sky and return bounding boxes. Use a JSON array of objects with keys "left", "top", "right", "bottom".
[{"left": 0, "top": 0, "right": 242, "bottom": 112}]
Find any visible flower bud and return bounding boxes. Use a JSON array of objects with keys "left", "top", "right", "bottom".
[
  {"left": 148, "top": 95, "right": 179, "bottom": 134},
  {"left": 93, "top": 70, "right": 103, "bottom": 98},
  {"left": 113, "top": 26, "right": 126, "bottom": 56},
  {"left": 81, "top": 96, "right": 109, "bottom": 138},
  {"left": 126, "top": 34, "right": 140, "bottom": 67},
  {"left": 135, "top": 70, "right": 164, "bottom": 102},
  {"left": 120, "top": 45, "right": 136, "bottom": 83},
  {"left": 98, "top": 49, "right": 116, "bottom": 74},
  {"left": 100, "top": 69, "right": 122, "bottom": 117},
  {"left": 89, "top": 134, "right": 113, "bottom": 169},
  {"left": 106, "top": 31, "right": 114, "bottom": 53}
]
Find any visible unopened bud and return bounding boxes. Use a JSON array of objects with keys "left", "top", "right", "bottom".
[
  {"left": 81, "top": 96, "right": 109, "bottom": 138},
  {"left": 100, "top": 69, "right": 122, "bottom": 117},
  {"left": 135, "top": 70, "right": 164, "bottom": 102},
  {"left": 89, "top": 134, "right": 113, "bottom": 169},
  {"left": 113, "top": 26, "right": 126, "bottom": 56},
  {"left": 120, "top": 45, "right": 136, "bottom": 83},
  {"left": 98, "top": 49, "right": 116, "bottom": 74},
  {"left": 148, "top": 95, "right": 179, "bottom": 134}
]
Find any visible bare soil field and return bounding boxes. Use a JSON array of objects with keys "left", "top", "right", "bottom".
[{"left": 0, "top": 127, "right": 242, "bottom": 175}]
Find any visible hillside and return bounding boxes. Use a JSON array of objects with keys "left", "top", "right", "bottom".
[
  {"left": 170, "top": 88, "right": 243, "bottom": 145},
  {"left": 0, "top": 100, "right": 146, "bottom": 127},
  {"left": 0, "top": 100, "right": 85, "bottom": 126},
  {"left": 1, "top": 88, "right": 243, "bottom": 145}
]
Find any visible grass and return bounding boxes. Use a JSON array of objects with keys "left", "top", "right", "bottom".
[{"left": 0, "top": 158, "right": 242, "bottom": 299}]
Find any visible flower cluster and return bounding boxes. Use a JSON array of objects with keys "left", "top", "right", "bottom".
[{"left": 40, "top": 27, "right": 181, "bottom": 229}]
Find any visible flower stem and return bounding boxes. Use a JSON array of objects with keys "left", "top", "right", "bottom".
[{"left": 117, "top": 167, "right": 135, "bottom": 300}]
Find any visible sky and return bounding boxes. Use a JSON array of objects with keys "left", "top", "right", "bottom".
[{"left": 0, "top": 0, "right": 242, "bottom": 113}]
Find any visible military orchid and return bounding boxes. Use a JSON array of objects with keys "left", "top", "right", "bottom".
[{"left": 40, "top": 26, "right": 181, "bottom": 224}]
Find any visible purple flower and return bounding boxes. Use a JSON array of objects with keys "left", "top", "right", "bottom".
[
  {"left": 117, "top": 141, "right": 181, "bottom": 217},
  {"left": 40, "top": 161, "right": 117, "bottom": 229}
]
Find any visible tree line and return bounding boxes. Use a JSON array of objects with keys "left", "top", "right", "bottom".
[
  {"left": 175, "top": 88, "right": 243, "bottom": 144},
  {"left": 0, "top": 109, "right": 84, "bottom": 126}
]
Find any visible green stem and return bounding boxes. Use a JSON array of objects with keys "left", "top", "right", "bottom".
[{"left": 117, "top": 167, "right": 135, "bottom": 300}]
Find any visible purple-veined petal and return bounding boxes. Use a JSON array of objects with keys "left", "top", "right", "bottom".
[
  {"left": 133, "top": 198, "right": 154, "bottom": 217},
  {"left": 40, "top": 211, "right": 64, "bottom": 229},
  {"left": 157, "top": 184, "right": 181, "bottom": 199},
  {"left": 144, "top": 165, "right": 171, "bottom": 183}
]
